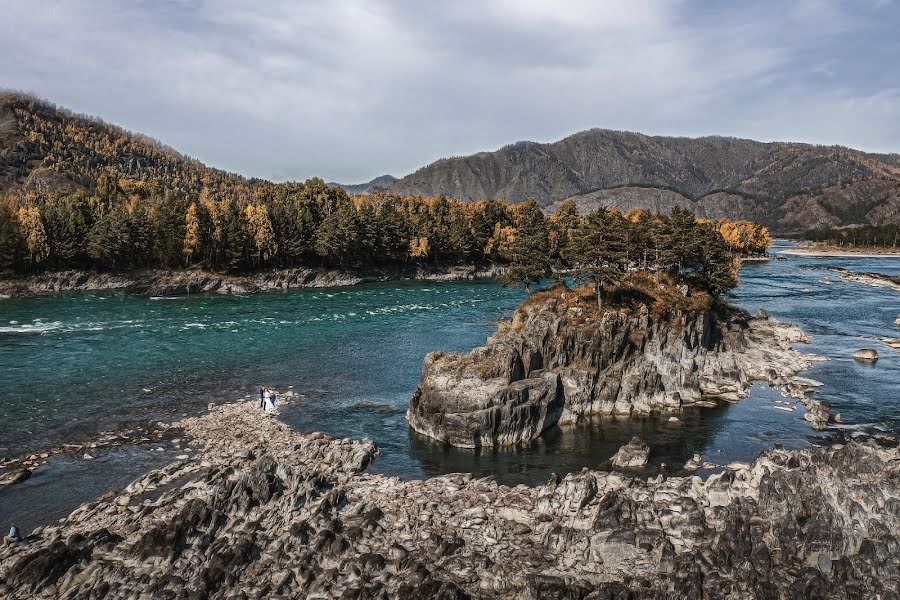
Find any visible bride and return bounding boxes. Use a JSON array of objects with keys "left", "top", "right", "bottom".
[{"left": 263, "top": 388, "right": 276, "bottom": 412}]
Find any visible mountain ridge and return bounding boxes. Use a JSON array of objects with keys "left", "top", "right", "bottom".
[
  {"left": 3, "top": 91, "right": 899, "bottom": 231},
  {"left": 328, "top": 174, "right": 397, "bottom": 195},
  {"left": 388, "top": 128, "right": 900, "bottom": 230}
]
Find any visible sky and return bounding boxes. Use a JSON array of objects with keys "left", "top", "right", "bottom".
[{"left": 2, "top": 0, "right": 899, "bottom": 183}]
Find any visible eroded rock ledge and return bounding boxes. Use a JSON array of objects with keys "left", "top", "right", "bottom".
[
  {"left": 408, "top": 295, "right": 825, "bottom": 448},
  {"left": 0, "top": 401, "right": 897, "bottom": 599}
]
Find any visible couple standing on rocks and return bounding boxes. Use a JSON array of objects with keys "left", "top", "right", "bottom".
[{"left": 257, "top": 387, "right": 277, "bottom": 412}]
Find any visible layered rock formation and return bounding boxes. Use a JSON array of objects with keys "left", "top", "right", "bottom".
[
  {"left": 0, "top": 400, "right": 897, "bottom": 599},
  {"left": 408, "top": 296, "right": 824, "bottom": 448}
]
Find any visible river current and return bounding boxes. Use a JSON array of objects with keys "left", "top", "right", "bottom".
[{"left": 1, "top": 241, "right": 898, "bottom": 529}]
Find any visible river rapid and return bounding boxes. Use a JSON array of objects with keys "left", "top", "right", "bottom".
[{"left": 1, "top": 241, "right": 898, "bottom": 531}]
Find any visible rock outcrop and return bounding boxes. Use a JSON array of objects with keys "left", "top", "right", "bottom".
[
  {"left": 609, "top": 436, "right": 650, "bottom": 468},
  {"left": 0, "top": 400, "right": 897, "bottom": 599},
  {"left": 408, "top": 296, "right": 824, "bottom": 448}
]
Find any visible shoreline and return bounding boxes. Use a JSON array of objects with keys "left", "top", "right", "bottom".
[
  {"left": 1, "top": 393, "right": 897, "bottom": 597},
  {"left": 778, "top": 248, "right": 900, "bottom": 258},
  {"left": 0, "top": 264, "right": 505, "bottom": 299}
]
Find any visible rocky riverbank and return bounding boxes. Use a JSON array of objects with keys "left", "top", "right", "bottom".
[
  {"left": 0, "top": 398, "right": 897, "bottom": 599},
  {"left": 827, "top": 267, "right": 900, "bottom": 293},
  {"left": 0, "top": 264, "right": 504, "bottom": 299},
  {"left": 408, "top": 288, "right": 827, "bottom": 449}
]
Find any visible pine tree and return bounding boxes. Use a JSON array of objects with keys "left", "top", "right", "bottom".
[
  {"left": 471, "top": 199, "right": 511, "bottom": 259},
  {"left": 88, "top": 204, "right": 132, "bottom": 270},
  {"left": 151, "top": 193, "right": 187, "bottom": 268},
  {"left": 0, "top": 198, "right": 24, "bottom": 271},
  {"left": 501, "top": 200, "right": 550, "bottom": 291},
  {"left": 42, "top": 193, "right": 90, "bottom": 267},
  {"left": 448, "top": 209, "right": 476, "bottom": 262},
  {"left": 218, "top": 200, "right": 247, "bottom": 271},
  {"left": 314, "top": 197, "right": 360, "bottom": 267},
  {"left": 549, "top": 199, "right": 581, "bottom": 268},
  {"left": 570, "top": 207, "right": 627, "bottom": 309}
]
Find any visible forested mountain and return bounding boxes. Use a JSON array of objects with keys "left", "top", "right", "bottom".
[
  {"left": 0, "top": 92, "right": 260, "bottom": 200},
  {"left": 329, "top": 175, "right": 398, "bottom": 195},
  {"left": 389, "top": 130, "right": 900, "bottom": 231}
]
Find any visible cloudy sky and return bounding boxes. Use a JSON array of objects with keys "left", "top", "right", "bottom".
[{"left": 2, "top": 0, "right": 899, "bottom": 183}]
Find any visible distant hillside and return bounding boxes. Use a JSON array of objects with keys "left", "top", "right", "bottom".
[
  {"left": 328, "top": 174, "right": 397, "bottom": 195},
  {"left": 0, "top": 92, "right": 263, "bottom": 200},
  {"left": 389, "top": 130, "right": 900, "bottom": 230}
]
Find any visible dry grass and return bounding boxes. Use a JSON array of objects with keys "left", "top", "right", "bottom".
[{"left": 522, "top": 272, "right": 719, "bottom": 319}]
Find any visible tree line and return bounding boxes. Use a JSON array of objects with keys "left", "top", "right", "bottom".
[
  {"left": 0, "top": 179, "right": 751, "bottom": 296},
  {"left": 800, "top": 224, "right": 900, "bottom": 249},
  {"left": 500, "top": 200, "right": 740, "bottom": 297}
]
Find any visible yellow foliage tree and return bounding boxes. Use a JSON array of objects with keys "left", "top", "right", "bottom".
[
  {"left": 484, "top": 223, "right": 516, "bottom": 259},
  {"left": 409, "top": 236, "right": 430, "bottom": 259},
  {"left": 183, "top": 202, "right": 201, "bottom": 265},
  {"left": 717, "top": 220, "right": 770, "bottom": 255},
  {"left": 17, "top": 204, "right": 49, "bottom": 266},
  {"left": 243, "top": 204, "right": 277, "bottom": 264}
]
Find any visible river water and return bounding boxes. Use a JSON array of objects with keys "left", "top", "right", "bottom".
[{"left": 0, "top": 242, "right": 898, "bottom": 529}]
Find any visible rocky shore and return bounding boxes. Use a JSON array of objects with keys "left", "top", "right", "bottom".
[
  {"left": 0, "top": 264, "right": 504, "bottom": 299},
  {"left": 827, "top": 267, "right": 900, "bottom": 293},
  {"left": 0, "top": 398, "right": 897, "bottom": 599},
  {"left": 408, "top": 292, "right": 826, "bottom": 449}
]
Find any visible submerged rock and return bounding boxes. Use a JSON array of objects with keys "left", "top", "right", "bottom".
[
  {"left": 0, "top": 402, "right": 896, "bottom": 598},
  {"left": 408, "top": 294, "right": 823, "bottom": 447},
  {"left": 853, "top": 348, "right": 879, "bottom": 363},
  {"left": 0, "top": 467, "right": 31, "bottom": 487},
  {"left": 610, "top": 436, "right": 650, "bottom": 468}
]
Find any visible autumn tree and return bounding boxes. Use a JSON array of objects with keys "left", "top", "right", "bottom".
[
  {"left": 243, "top": 203, "right": 277, "bottom": 268},
  {"left": 183, "top": 202, "right": 201, "bottom": 265},
  {"left": 17, "top": 204, "right": 50, "bottom": 269}
]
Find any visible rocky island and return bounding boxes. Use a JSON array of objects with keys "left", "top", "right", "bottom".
[
  {"left": 408, "top": 279, "right": 827, "bottom": 449},
  {"left": 0, "top": 397, "right": 897, "bottom": 599}
]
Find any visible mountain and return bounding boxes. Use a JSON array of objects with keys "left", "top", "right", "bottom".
[
  {"left": 389, "top": 130, "right": 900, "bottom": 230},
  {"left": 4, "top": 91, "right": 899, "bottom": 232},
  {"left": 0, "top": 92, "right": 260, "bottom": 200},
  {"left": 329, "top": 174, "right": 398, "bottom": 195}
]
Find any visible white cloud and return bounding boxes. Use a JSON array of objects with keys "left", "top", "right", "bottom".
[{"left": 1, "top": 0, "right": 898, "bottom": 183}]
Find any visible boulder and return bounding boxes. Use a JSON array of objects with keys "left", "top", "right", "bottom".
[
  {"left": 853, "top": 348, "right": 879, "bottom": 363},
  {"left": 610, "top": 437, "right": 650, "bottom": 468}
]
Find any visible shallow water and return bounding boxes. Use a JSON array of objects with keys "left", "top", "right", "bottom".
[{"left": 0, "top": 242, "right": 897, "bottom": 495}]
